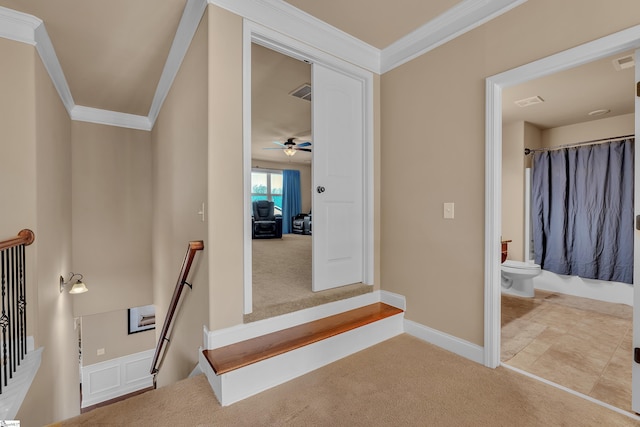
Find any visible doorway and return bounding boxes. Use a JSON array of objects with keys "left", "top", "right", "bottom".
[
  {"left": 485, "top": 26, "right": 640, "bottom": 414},
  {"left": 243, "top": 23, "right": 375, "bottom": 320}
]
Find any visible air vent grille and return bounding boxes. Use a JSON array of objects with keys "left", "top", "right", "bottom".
[
  {"left": 514, "top": 96, "right": 544, "bottom": 108},
  {"left": 613, "top": 54, "right": 635, "bottom": 71},
  {"left": 290, "top": 83, "right": 311, "bottom": 101}
]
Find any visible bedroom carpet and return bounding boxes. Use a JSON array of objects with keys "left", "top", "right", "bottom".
[{"left": 246, "top": 233, "right": 371, "bottom": 322}]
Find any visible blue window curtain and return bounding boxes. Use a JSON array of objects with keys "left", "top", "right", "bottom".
[
  {"left": 282, "top": 169, "right": 302, "bottom": 234},
  {"left": 531, "top": 139, "right": 634, "bottom": 284}
]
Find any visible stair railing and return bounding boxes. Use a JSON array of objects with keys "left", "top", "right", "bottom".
[
  {"left": 0, "top": 229, "right": 35, "bottom": 395},
  {"left": 150, "top": 240, "right": 204, "bottom": 383}
]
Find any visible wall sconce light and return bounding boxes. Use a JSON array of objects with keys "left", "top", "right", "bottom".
[{"left": 60, "top": 272, "right": 89, "bottom": 294}]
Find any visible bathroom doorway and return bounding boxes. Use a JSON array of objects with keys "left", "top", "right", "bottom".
[{"left": 486, "top": 28, "right": 640, "bottom": 416}]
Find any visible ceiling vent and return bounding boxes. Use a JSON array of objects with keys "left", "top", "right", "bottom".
[
  {"left": 612, "top": 54, "right": 635, "bottom": 71},
  {"left": 514, "top": 95, "right": 544, "bottom": 108},
  {"left": 290, "top": 83, "right": 311, "bottom": 101}
]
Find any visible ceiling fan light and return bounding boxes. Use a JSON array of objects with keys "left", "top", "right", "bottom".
[{"left": 284, "top": 147, "right": 296, "bottom": 156}]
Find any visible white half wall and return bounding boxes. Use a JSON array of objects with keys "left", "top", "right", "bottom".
[{"left": 80, "top": 349, "right": 154, "bottom": 408}]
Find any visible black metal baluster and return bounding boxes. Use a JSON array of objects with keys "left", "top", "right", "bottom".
[
  {"left": 17, "top": 244, "right": 22, "bottom": 362},
  {"left": 19, "top": 244, "right": 26, "bottom": 359},
  {"left": 9, "top": 246, "right": 15, "bottom": 378},
  {"left": 0, "top": 231, "right": 34, "bottom": 396},
  {"left": 0, "top": 249, "right": 5, "bottom": 392}
]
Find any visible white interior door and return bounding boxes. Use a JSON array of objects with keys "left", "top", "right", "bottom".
[
  {"left": 312, "top": 63, "right": 364, "bottom": 291},
  {"left": 633, "top": 47, "right": 640, "bottom": 413}
]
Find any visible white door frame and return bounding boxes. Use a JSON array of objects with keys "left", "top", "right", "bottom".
[
  {"left": 484, "top": 25, "right": 640, "bottom": 368},
  {"left": 242, "top": 20, "right": 375, "bottom": 314}
]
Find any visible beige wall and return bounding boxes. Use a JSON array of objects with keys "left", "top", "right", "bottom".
[
  {"left": 542, "top": 113, "right": 634, "bottom": 147},
  {"left": 502, "top": 121, "right": 541, "bottom": 262},
  {"left": 207, "top": 5, "right": 244, "bottom": 329},
  {"left": 71, "top": 122, "right": 153, "bottom": 317},
  {"left": 81, "top": 309, "right": 155, "bottom": 365},
  {"left": 380, "top": 0, "right": 640, "bottom": 346},
  {"left": 251, "top": 159, "right": 312, "bottom": 214},
  {"left": 502, "top": 121, "right": 525, "bottom": 261},
  {"left": 0, "top": 39, "right": 37, "bottom": 236},
  {"left": 151, "top": 10, "right": 210, "bottom": 387},
  {"left": 10, "top": 44, "right": 78, "bottom": 425}
]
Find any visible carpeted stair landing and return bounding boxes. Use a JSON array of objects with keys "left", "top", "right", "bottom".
[
  {"left": 205, "top": 302, "right": 402, "bottom": 375},
  {"left": 51, "top": 334, "right": 639, "bottom": 426}
]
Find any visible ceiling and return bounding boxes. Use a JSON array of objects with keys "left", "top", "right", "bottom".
[
  {"left": 251, "top": 44, "right": 311, "bottom": 164},
  {"left": 0, "top": 0, "right": 186, "bottom": 116},
  {"left": 502, "top": 50, "right": 635, "bottom": 131},
  {"left": 0, "top": 1, "right": 634, "bottom": 162},
  {"left": 284, "top": 0, "right": 462, "bottom": 50}
]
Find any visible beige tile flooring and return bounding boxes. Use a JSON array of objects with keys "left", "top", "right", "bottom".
[{"left": 501, "top": 290, "right": 633, "bottom": 413}]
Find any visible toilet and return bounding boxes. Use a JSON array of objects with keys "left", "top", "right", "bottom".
[
  {"left": 501, "top": 260, "right": 541, "bottom": 297},
  {"left": 500, "top": 240, "right": 541, "bottom": 297}
]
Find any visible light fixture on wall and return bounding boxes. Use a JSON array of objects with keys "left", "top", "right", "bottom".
[{"left": 59, "top": 272, "right": 89, "bottom": 294}]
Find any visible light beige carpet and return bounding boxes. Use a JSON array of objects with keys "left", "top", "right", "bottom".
[
  {"left": 246, "top": 233, "right": 372, "bottom": 322},
  {"left": 52, "top": 334, "right": 638, "bottom": 426}
]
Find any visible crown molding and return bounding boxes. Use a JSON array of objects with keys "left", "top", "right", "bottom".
[
  {"left": 0, "top": 6, "right": 41, "bottom": 45},
  {"left": 148, "top": 0, "right": 208, "bottom": 125},
  {"left": 209, "top": 0, "right": 381, "bottom": 73},
  {"left": 34, "top": 23, "right": 75, "bottom": 113},
  {"left": 0, "top": 7, "right": 75, "bottom": 117},
  {"left": 1, "top": 0, "right": 528, "bottom": 130},
  {"left": 380, "top": 0, "right": 528, "bottom": 73},
  {"left": 71, "top": 106, "right": 152, "bottom": 131}
]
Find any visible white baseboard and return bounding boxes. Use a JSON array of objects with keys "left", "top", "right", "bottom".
[
  {"left": 203, "top": 290, "right": 405, "bottom": 350},
  {"left": 380, "top": 290, "right": 406, "bottom": 310},
  {"left": 404, "top": 319, "right": 484, "bottom": 365},
  {"left": 81, "top": 349, "right": 154, "bottom": 408},
  {"left": 200, "top": 311, "right": 404, "bottom": 406}
]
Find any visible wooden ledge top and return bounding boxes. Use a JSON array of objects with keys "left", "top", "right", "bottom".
[{"left": 203, "top": 302, "right": 403, "bottom": 375}]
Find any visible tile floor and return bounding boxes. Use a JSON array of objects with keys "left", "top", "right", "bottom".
[{"left": 501, "top": 290, "right": 633, "bottom": 413}]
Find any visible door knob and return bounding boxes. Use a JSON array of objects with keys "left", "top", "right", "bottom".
[{"left": 317, "top": 186, "right": 326, "bottom": 193}]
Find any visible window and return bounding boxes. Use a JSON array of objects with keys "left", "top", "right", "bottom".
[{"left": 251, "top": 169, "right": 282, "bottom": 214}]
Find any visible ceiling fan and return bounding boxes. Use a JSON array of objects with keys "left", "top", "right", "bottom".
[{"left": 264, "top": 137, "right": 312, "bottom": 157}]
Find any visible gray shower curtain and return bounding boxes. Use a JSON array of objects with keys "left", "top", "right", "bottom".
[{"left": 531, "top": 138, "right": 634, "bottom": 284}]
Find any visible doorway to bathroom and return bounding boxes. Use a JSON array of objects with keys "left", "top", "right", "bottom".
[{"left": 485, "top": 27, "right": 640, "bottom": 416}]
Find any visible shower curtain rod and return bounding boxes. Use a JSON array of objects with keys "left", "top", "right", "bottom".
[{"left": 524, "top": 134, "right": 634, "bottom": 155}]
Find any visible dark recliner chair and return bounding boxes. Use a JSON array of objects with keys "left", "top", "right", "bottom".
[
  {"left": 292, "top": 211, "right": 312, "bottom": 235},
  {"left": 252, "top": 200, "right": 282, "bottom": 239}
]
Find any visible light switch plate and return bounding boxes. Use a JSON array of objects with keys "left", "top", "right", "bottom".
[{"left": 444, "top": 202, "right": 455, "bottom": 219}]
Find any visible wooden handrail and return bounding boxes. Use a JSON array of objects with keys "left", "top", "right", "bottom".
[
  {"left": 0, "top": 229, "right": 35, "bottom": 252},
  {"left": 150, "top": 240, "right": 204, "bottom": 380}
]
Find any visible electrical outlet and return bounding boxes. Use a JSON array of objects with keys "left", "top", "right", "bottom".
[{"left": 97, "top": 348, "right": 105, "bottom": 356}]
